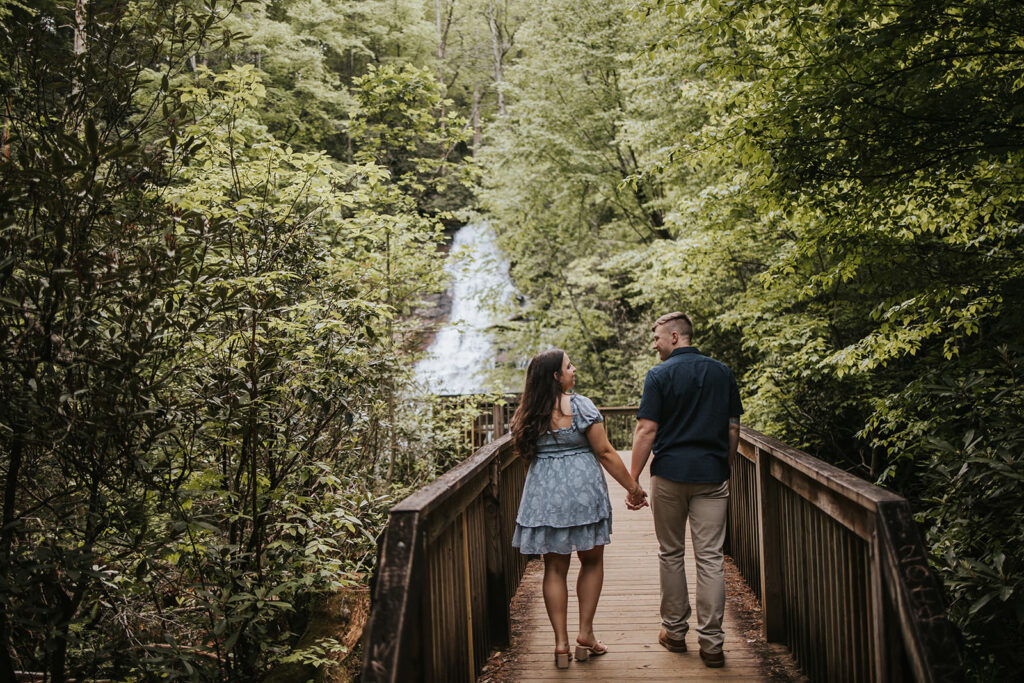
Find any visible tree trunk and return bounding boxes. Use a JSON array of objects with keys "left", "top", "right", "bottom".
[
  {"left": 434, "top": 0, "right": 451, "bottom": 131},
  {"left": 385, "top": 229, "right": 397, "bottom": 482},
  {"left": 72, "top": 0, "right": 87, "bottom": 96},
  {"left": 434, "top": 0, "right": 446, "bottom": 80},
  {"left": 487, "top": 1, "right": 506, "bottom": 116},
  {"left": 1, "top": 98, "right": 10, "bottom": 161},
  {"left": 472, "top": 82, "right": 481, "bottom": 155},
  {"left": 74, "top": 0, "right": 87, "bottom": 55},
  {"left": 0, "top": 432, "right": 23, "bottom": 681},
  {"left": 561, "top": 276, "right": 609, "bottom": 383}
]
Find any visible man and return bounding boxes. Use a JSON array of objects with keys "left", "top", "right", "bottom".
[{"left": 627, "top": 312, "right": 742, "bottom": 668}]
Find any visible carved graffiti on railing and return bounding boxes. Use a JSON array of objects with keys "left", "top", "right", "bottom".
[{"left": 877, "top": 502, "right": 965, "bottom": 682}]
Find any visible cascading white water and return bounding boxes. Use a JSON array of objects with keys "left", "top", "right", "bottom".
[{"left": 415, "top": 221, "right": 515, "bottom": 395}]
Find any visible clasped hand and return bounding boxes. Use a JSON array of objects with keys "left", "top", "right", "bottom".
[{"left": 625, "top": 484, "right": 648, "bottom": 510}]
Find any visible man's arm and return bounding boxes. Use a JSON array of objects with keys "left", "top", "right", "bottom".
[
  {"left": 728, "top": 416, "right": 740, "bottom": 471},
  {"left": 630, "top": 370, "right": 660, "bottom": 508},
  {"left": 630, "top": 418, "right": 658, "bottom": 482}
]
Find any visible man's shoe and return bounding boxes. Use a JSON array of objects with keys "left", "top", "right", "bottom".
[
  {"left": 658, "top": 629, "right": 687, "bottom": 652},
  {"left": 699, "top": 648, "right": 725, "bottom": 668}
]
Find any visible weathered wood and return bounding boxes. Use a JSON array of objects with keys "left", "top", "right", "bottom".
[
  {"left": 743, "top": 428, "right": 904, "bottom": 511},
  {"left": 599, "top": 406, "right": 637, "bottom": 450},
  {"left": 492, "top": 402, "right": 507, "bottom": 438},
  {"left": 770, "top": 456, "right": 876, "bottom": 541},
  {"left": 393, "top": 436, "right": 508, "bottom": 517},
  {"left": 870, "top": 531, "right": 887, "bottom": 682},
  {"left": 361, "top": 511, "right": 425, "bottom": 682},
  {"left": 363, "top": 421, "right": 531, "bottom": 682},
  {"left": 876, "top": 501, "right": 966, "bottom": 683},
  {"left": 460, "top": 513, "right": 476, "bottom": 681},
  {"left": 425, "top": 468, "right": 491, "bottom": 543},
  {"left": 740, "top": 423, "right": 964, "bottom": 681},
  {"left": 755, "top": 447, "right": 784, "bottom": 642},
  {"left": 484, "top": 459, "right": 511, "bottom": 648},
  {"left": 737, "top": 438, "right": 757, "bottom": 463}
]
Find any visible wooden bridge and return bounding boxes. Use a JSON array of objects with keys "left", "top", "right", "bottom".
[{"left": 360, "top": 402, "right": 965, "bottom": 682}]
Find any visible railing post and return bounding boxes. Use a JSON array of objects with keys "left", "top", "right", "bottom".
[
  {"left": 493, "top": 403, "right": 505, "bottom": 438},
  {"left": 755, "top": 446, "right": 784, "bottom": 642},
  {"left": 870, "top": 529, "right": 888, "bottom": 683},
  {"left": 876, "top": 500, "right": 966, "bottom": 683},
  {"left": 483, "top": 459, "right": 511, "bottom": 646},
  {"left": 361, "top": 511, "right": 425, "bottom": 682}
]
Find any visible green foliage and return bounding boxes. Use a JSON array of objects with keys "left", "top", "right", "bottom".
[
  {"left": 482, "top": 0, "right": 1024, "bottom": 676},
  {"left": 0, "top": 1, "right": 246, "bottom": 678},
  {"left": 349, "top": 61, "right": 478, "bottom": 217},
  {"left": 144, "top": 64, "right": 401, "bottom": 677},
  {"left": 275, "top": 635, "right": 347, "bottom": 668},
  {"left": 7, "top": 0, "right": 1019, "bottom": 677},
  {"left": 865, "top": 348, "right": 1024, "bottom": 677},
  {"left": 480, "top": 0, "right": 676, "bottom": 400},
  {"left": 0, "top": 1, "right": 474, "bottom": 679},
  {"left": 216, "top": 0, "right": 436, "bottom": 156}
]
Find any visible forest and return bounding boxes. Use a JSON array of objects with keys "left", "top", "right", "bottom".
[{"left": 0, "top": 0, "right": 1021, "bottom": 680}]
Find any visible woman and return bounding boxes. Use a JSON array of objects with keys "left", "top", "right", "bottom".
[{"left": 510, "top": 349, "right": 647, "bottom": 668}]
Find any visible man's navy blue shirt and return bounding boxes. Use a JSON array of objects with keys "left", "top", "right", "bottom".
[{"left": 637, "top": 347, "right": 743, "bottom": 484}]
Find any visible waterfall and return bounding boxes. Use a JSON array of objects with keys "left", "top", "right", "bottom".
[{"left": 415, "top": 221, "right": 515, "bottom": 395}]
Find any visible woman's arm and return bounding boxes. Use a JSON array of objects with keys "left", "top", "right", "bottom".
[{"left": 585, "top": 421, "right": 644, "bottom": 500}]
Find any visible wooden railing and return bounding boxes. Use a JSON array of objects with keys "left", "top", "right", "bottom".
[
  {"left": 595, "top": 405, "right": 637, "bottom": 451},
  {"left": 360, "top": 423, "right": 526, "bottom": 682},
  {"left": 729, "top": 428, "right": 965, "bottom": 682},
  {"left": 361, "top": 401, "right": 964, "bottom": 682},
  {"left": 466, "top": 394, "right": 518, "bottom": 450}
]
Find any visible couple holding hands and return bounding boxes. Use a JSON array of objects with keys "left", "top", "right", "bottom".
[{"left": 510, "top": 312, "right": 743, "bottom": 669}]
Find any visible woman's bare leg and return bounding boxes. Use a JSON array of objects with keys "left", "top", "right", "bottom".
[
  {"left": 543, "top": 553, "right": 571, "bottom": 650},
  {"left": 576, "top": 545, "right": 605, "bottom": 644}
]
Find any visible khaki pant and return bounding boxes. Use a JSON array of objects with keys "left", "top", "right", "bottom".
[{"left": 651, "top": 476, "right": 729, "bottom": 653}]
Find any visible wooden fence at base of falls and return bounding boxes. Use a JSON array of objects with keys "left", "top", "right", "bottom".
[{"left": 360, "top": 402, "right": 965, "bottom": 682}]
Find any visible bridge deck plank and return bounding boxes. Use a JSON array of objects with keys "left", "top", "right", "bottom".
[{"left": 491, "top": 452, "right": 771, "bottom": 681}]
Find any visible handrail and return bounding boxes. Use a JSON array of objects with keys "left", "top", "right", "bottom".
[
  {"left": 731, "top": 427, "right": 964, "bottom": 681},
  {"left": 360, "top": 403, "right": 524, "bottom": 683}
]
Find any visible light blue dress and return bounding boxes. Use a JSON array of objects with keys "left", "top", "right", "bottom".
[{"left": 512, "top": 394, "right": 613, "bottom": 555}]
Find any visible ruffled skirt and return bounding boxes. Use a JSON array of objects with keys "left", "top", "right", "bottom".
[{"left": 512, "top": 517, "right": 611, "bottom": 555}]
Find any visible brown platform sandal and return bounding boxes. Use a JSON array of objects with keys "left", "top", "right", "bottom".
[{"left": 554, "top": 648, "right": 570, "bottom": 669}]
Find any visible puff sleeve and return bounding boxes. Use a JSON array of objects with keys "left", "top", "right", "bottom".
[{"left": 571, "top": 394, "right": 605, "bottom": 432}]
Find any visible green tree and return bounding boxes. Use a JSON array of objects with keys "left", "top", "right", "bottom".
[
  {"left": 349, "top": 61, "right": 477, "bottom": 217},
  {"left": 0, "top": 1, "right": 470, "bottom": 678},
  {"left": 480, "top": 0, "right": 680, "bottom": 398},
  {"left": 480, "top": 0, "right": 1023, "bottom": 675},
  {"left": 216, "top": 0, "right": 436, "bottom": 157},
  {"left": 0, "top": 0, "right": 244, "bottom": 677},
  {"left": 646, "top": 2, "right": 1024, "bottom": 671}
]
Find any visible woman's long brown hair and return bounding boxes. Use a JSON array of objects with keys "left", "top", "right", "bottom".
[{"left": 510, "top": 349, "right": 567, "bottom": 460}]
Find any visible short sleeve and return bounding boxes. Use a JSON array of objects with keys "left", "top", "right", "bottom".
[
  {"left": 729, "top": 371, "right": 744, "bottom": 418},
  {"left": 636, "top": 370, "right": 661, "bottom": 423},
  {"left": 571, "top": 394, "right": 604, "bottom": 432}
]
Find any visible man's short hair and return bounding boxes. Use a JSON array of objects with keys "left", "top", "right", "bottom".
[{"left": 653, "top": 311, "right": 693, "bottom": 338}]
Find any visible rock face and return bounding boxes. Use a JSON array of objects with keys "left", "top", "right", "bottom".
[
  {"left": 415, "top": 221, "right": 515, "bottom": 395},
  {"left": 262, "top": 586, "right": 370, "bottom": 683},
  {"left": 411, "top": 287, "right": 454, "bottom": 354}
]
